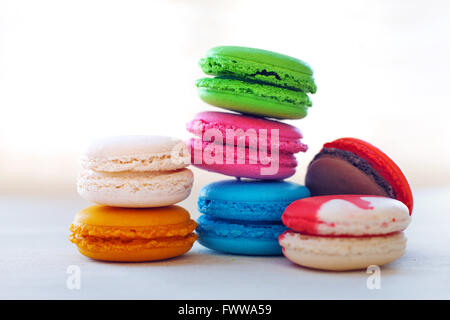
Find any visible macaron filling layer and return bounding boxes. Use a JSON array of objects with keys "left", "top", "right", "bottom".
[
  {"left": 311, "top": 147, "right": 395, "bottom": 198},
  {"left": 186, "top": 111, "right": 307, "bottom": 154}
]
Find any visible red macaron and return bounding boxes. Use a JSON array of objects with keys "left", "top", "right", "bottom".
[{"left": 305, "top": 137, "right": 413, "bottom": 214}]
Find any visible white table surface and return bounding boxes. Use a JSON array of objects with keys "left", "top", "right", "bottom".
[{"left": 1, "top": 188, "right": 449, "bottom": 300}]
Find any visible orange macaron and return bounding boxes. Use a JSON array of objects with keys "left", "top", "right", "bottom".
[{"left": 69, "top": 205, "right": 197, "bottom": 262}]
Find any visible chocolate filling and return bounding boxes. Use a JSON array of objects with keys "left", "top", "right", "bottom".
[{"left": 310, "top": 148, "right": 396, "bottom": 198}]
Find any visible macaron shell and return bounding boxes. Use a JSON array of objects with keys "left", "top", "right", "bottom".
[
  {"left": 199, "top": 179, "right": 311, "bottom": 202},
  {"left": 282, "top": 195, "right": 411, "bottom": 236},
  {"left": 82, "top": 135, "right": 189, "bottom": 172},
  {"left": 196, "top": 77, "right": 310, "bottom": 119},
  {"left": 323, "top": 138, "right": 413, "bottom": 214},
  {"left": 187, "top": 111, "right": 304, "bottom": 141},
  {"left": 76, "top": 235, "right": 197, "bottom": 262},
  {"left": 203, "top": 46, "right": 314, "bottom": 75},
  {"left": 198, "top": 234, "right": 282, "bottom": 256},
  {"left": 187, "top": 115, "right": 307, "bottom": 154},
  {"left": 198, "top": 180, "right": 310, "bottom": 221},
  {"left": 73, "top": 205, "right": 193, "bottom": 227},
  {"left": 188, "top": 138, "right": 297, "bottom": 180},
  {"left": 196, "top": 215, "right": 286, "bottom": 256},
  {"left": 199, "top": 46, "right": 316, "bottom": 93},
  {"left": 77, "top": 168, "right": 193, "bottom": 207},
  {"left": 279, "top": 231, "right": 406, "bottom": 271},
  {"left": 188, "top": 138, "right": 298, "bottom": 166},
  {"left": 85, "top": 135, "right": 185, "bottom": 157}
]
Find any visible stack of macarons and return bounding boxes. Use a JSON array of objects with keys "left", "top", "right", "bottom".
[
  {"left": 189, "top": 46, "right": 317, "bottom": 255},
  {"left": 70, "top": 135, "right": 197, "bottom": 262},
  {"left": 279, "top": 137, "right": 414, "bottom": 270},
  {"left": 188, "top": 45, "right": 317, "bottom": 180}
]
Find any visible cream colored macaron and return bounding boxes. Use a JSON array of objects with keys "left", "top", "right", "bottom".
[
  {"left": 77, "top": 135, "right": 193, "bottom": 207},
  {"left": 279, "top": 231, "right": 407, "bottom": 271}
]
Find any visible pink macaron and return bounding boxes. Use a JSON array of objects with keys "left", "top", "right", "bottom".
[
  {"left": 279, "top": 195, "right": 411, "bottom": 271},
  {"left": 186, "top": 111, "right": 307, "bottom": 180}
]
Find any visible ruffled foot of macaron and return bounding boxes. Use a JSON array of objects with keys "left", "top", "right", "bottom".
[{"left": 279, "top": 195, "right": 411, "bottom": 271}]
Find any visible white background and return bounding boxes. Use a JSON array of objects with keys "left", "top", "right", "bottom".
[
  {"left": 1, "top": 0, "right": 450, "bottom": 196},
  {"left": 1, "top": 0, "right": 450, "bottom": 300}
]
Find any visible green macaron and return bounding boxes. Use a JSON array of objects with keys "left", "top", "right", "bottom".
[
  {"left": 196, "top": 77, "right": 312, "bottom": 119},
  {"left": 197, "top": 46, "right": 316, "bottom": 119},
  {"left": 199, "top": 46, "right": 317, "bottom": 93}
]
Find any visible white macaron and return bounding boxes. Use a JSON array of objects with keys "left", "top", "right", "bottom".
[{"left": 77, "top": 135, "right": 193, "bottom": 207}]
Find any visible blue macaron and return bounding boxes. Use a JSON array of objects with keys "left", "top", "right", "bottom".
[
  {"left": 198, "top": 180, "right": 311, "bottom": 221},
  {"left": 196, "top": 180, "right": 310, "bottom": 256}
]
